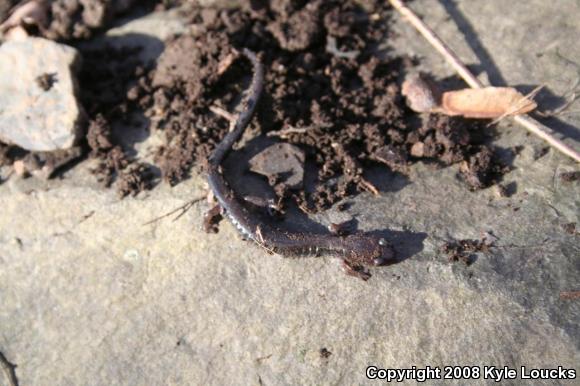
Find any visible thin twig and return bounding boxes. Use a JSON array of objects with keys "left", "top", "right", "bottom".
[
  {"left": 209, "top": 105, "right": 235, "bottom": 122},
  {"left": 217, "top": 52, "right": 237, "bottom": 75},
  {"left": 266, "top": 126, "right": 312, "bottom": 138},
  {"left": 0, "top": 351, "right": 19, "bottom": 386},
  {"left": 488, "top": 84, "right": 544, "bottom": 126},
  {"left": 554, "top": 109, "right": 580, "bottom": 117},
  {"left": 388, "top": 0, "right": 580, "bottom": 162},
  {"left": 297, "top": 201, "right": 315, "bottom": 215},
  {"left": 253, "top": 225, "right": 278, "bottom": 255},
  {"left": 143, "top": 196, "right": 204, "bottom": 226},
  {"left": 360, "top": 177, "right": 380, "bottom": 196},
  {"left": 513, "top": 115, "right": 580, "bottom": 162},
  {"left": 209, "top": 105, "right": 236, "bottom": 131}
]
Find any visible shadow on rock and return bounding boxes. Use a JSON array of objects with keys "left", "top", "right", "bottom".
[
  {"left": 368, "top": 228, "right": 428, "bottom": 266},
  {"left": 226, "top": 135, "right": 412, "bottom": 212},
  {"left": 518, "top": 84, "right": 580, "bottom": 143},
  {"left": 439, "top": 0, "right": 507, "bottom": 87},
  {"left": 75, "top": 33, "right": 164, "bottom": 193}
]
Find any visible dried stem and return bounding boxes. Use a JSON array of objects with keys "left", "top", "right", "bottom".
[
  {"left": 489, "top": 85, "right": 544, "bottom": 126},
  {"left": 209, "top": 105, "right": 236, "bottom": 131},
  {"left": 143, "top": 196, "right": 204, "bottom": 226},
  {"left": 388, "top": 0, "right": 580, "bottom": 162},
  {"left": 266, "top": 126, "right": 312, "bottom": 138},
  {"left": 360, "top": 177, "right": 380, "bottom": 196}
]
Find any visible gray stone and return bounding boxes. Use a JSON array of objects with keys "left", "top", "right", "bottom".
[
  {"left": 0, "top": 37, "right": 83, "bottom": 151},
  {"left": 0, "top": 2, "right": 579, "bottom": 386},
  {"left": 249, "top": 143, "right": 305, "bottom": 190}
]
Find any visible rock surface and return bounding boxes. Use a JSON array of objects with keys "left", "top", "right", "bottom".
[
  {"left": 0, "top": 37, "right": 84, "bottom": 151},
  {"left": 1, "top": 1, "right": 579, "bottom": 385},
  {"left": 249, "top": 143, "right": 305, "bottom": 190}
]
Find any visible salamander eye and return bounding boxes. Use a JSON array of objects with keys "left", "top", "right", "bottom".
[
  {"left": 378, "top": 238, "right": 387, "bottom": 246},
  {"left": 373, "top": 257, "right": 388, "bottom": 266}
]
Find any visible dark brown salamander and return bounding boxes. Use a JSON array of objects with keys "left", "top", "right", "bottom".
[{"left": 207, "top": 49, "right": 395, "bottom": 277}]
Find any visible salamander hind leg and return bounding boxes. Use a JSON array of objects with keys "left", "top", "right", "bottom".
[{"left": 341, "top": 259, "right": 372, "bottom": 281}]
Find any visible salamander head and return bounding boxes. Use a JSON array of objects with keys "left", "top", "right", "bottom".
[{"left": 344, "top": 233, "right": 396, "bottom": 267}]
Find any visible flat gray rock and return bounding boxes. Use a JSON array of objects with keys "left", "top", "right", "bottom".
[
  {"left": 0, "top": 37, "right": 84, "bottom": 151},
  {"left": 0, "top": 2, "right": 579, "bottom": 385},
  {"left": 249, "top": 143, "right": 305, "bottom": 190}
]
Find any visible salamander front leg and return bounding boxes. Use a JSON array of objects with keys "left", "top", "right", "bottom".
[
  {"left": 203, "top": 204, "right": 223, "bottom": 233},
  {"left": 341, "top": 259, "right": 371, "bottom": 281},
  {"left": 328, "top": 219, "right": 357, "bottom": 236}
]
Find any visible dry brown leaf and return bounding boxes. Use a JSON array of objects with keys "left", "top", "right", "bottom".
[{"left": 441, "top": 87, "right": 537, "bottom": 118}]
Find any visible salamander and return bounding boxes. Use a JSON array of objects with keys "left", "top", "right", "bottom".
[{"left": 207, "top": 48, "right": 395, "bottom": 278}]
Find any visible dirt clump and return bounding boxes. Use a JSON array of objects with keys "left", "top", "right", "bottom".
[
  {"left": 1, "top": 0, "right": 508, "bottom": 204},
  {"left": 442, "top": 236, "right": 495, "bottom": 265},
  {"left": 117, "top": 163, "right": 155, "bottom": 197},
  {"left": 44, "top": 0, "right": 138, "bottom": 40},
  {"left": 86, "top": 114, "right": 129, "bottom": 187},
  {"left": 267, "top": 1, "right": 322, "bottom": 52},
  {"left": 114, "top": 0, "right": 507, "bottom": 211},
  {"left": 78, "top": 43, "right": 155, "bottom": 195},
  {"left": 36, "top": 73, "right": 57, "bottom": 91},
  {"left": 131, "top": 0, "right": 405, "bottom": 210},
  {"left": 562, "top": 223, "right": 577, "bottom": 235}
]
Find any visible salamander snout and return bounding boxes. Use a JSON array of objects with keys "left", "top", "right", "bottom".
[
  {"left": 343, "top": 234, "right": 396, "bottom": 267},
  {"left": 373, "top": 256, "right": 389, "bottom": 266},
  {"left": 372, "top": 238, "right": 395, "bottom": 266}
]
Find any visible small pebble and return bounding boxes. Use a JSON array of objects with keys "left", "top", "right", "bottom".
[
  {"left": 410, "top": 142, "right": 425, "bottom": 158},
  {"left": 0, "top": 37, "right": 84, "bottom": 151},
  {"left": 401, "top": 74, "right": 441, "bottom": 113}
]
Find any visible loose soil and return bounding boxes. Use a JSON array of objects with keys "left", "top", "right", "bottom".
[
  {"left": 2, "top": 0, "right": 507, "bottom": 206},
  {"left": 442, "top": 236, "right": 495, "bottom": 265},
  {"left": 44, "top": 0, "right": 140, "bottom": 40}
]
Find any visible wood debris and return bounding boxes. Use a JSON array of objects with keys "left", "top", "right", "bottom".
[
  {"left": 402, "top": 74, "right": 537, "bottom": 119},
  {"left": 442, "top": 87, "right": 537, "bottom": 118},
  {"left": 389, "top": 0, "right": 580, "bottom": 162}
]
